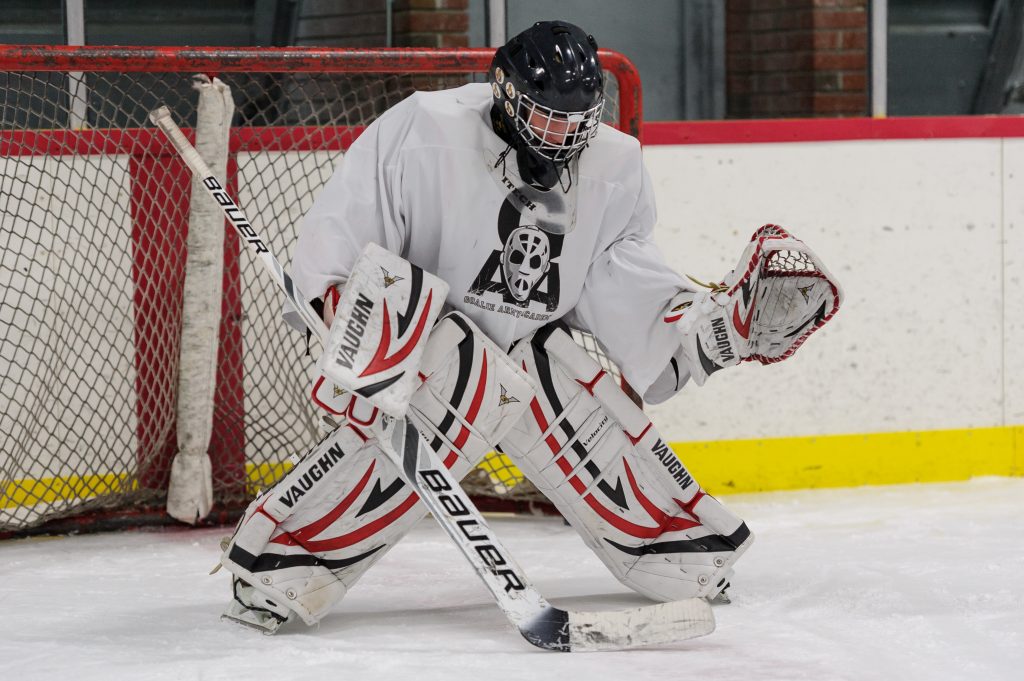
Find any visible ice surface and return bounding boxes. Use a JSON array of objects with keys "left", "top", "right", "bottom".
[{"left": 2, "top": 478, "right": 1021, "bottom": 681}]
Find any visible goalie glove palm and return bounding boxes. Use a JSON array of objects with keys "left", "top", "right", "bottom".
[{"left": 668, "top": 224, "right": 842, "bottom": 386}]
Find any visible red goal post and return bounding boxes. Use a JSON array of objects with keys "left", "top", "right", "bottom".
[{"left": 0, "top": 45, "right": 643, "bottom": 535}]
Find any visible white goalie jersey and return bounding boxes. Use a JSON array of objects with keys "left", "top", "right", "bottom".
[{"left": 292, "top": 83, "right": 691, "bottom": 401}]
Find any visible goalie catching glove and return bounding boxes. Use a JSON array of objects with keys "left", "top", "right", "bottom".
[{"left": 664, "top": 224, "right": 843, "bottom": 386}]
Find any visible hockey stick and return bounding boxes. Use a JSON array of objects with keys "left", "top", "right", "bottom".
[{"left": 149, "top": 105, "right": 715, "bottom": 651}]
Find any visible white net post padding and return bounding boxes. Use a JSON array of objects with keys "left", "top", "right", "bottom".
[{"left": 166, "top": 76, "right": 234, "bottom": 523}]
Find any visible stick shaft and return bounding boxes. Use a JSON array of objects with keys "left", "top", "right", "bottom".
[{"left": 148, "top": 106, "right": 325, "bottom": 339}]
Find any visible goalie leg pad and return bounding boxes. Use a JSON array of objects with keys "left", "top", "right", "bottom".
[
  {"left": 220, "top": 424, "right": 400, "bottom": 628},
  {"left": 503, "top": 324, "right": 752, "bottom": 602},
  {"left": 409, "top": 313, "right": 535, "bottom": 467},
  {"left": 221, "top": 312, "right": 534, "bottom": 629}
]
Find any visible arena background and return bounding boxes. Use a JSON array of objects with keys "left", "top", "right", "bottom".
[{"left": 2, "top": 0, "right": 1022, "bottom": 526}]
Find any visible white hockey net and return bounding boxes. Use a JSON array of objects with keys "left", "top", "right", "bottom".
[{"left": 0, "top": 47, "right": 641, "bottom": 533}]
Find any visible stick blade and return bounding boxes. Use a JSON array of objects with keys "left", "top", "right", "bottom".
[{"left": 519, "top": 598, "right": 715, "bottom": 652}]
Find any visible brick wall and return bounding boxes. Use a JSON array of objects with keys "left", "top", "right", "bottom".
[
  {"left": 726, "top": 0, "right": 868, "bottom": 118},
  {"left": 392, "top": 0, "right": 469, "bottom": 48},
  {"left": 293, "top": 0, "right": 469, "bottom": 48},
  {"left": 294, "top": 0, "right": 388, "bottom": 47},
  {"left": 285, "top": 0, "right": 471, "bottom": 126}
]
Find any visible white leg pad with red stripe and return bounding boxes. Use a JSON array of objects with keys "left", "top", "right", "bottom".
[
  {"left": 221, "top": 424, "right": 390, "bottom": 627},
  {"left": 503, "top": 324, "right": 753, "bottom": 602},
  {"left": 408, "top": 313, "right": 536, "bottom": 473},
  {"left": 220, "top": 312, "right": 535, "bottom": 629}
]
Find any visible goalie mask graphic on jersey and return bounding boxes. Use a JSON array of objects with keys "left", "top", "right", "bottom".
[
  {"left": 501, "top": 226, "right": 551, "bottom": 302},
  {"left": 470, "top": 196, "right": 562, "bottom": 313}
]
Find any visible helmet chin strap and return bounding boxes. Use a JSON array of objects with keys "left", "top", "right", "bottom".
[
  {"left": 516, "top": 144, "right": 575, "bottom": 192},
  {"left": 516, "top": 145, "right": 558, "bottom": 189}
]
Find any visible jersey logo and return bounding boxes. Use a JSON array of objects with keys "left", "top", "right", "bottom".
[{"left": 470, "top": 194, "right": 562, "bottom": 312}]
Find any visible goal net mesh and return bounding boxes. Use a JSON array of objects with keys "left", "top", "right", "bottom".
[{"left": 0, "top": 48, "right": 639, "bottom": 533}]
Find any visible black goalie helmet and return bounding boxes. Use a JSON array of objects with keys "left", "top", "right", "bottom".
[{"left": 490, "top": 21, "right": 605, "bottom": 188}]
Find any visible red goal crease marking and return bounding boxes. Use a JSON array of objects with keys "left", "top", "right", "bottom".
[{"left": 643, "top": 116, "right": 1024, "bottom": 146}]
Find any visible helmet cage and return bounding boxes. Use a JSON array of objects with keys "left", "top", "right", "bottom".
[{"left": 511, "top": 92, "right": 604, "bottom": 163}]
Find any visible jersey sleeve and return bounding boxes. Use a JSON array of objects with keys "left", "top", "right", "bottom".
[
  {"left": 571, "top": 158, "right": 693, "bottom": 404},
  {"left": 286, "top": 98, "right": 416, "bottom": 330}
]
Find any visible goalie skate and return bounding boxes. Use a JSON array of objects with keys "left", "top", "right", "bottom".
[{"left": 222, "top": 576, "right": 295, "bottom": 634}]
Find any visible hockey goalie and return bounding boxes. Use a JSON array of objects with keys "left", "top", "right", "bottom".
[{"left": 217, "top": 20, "right": 842, "bottom": 634}]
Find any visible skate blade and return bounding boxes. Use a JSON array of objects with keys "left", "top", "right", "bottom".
[{"left": 221, "top": 600, "right": 289, "bottom": 635}]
